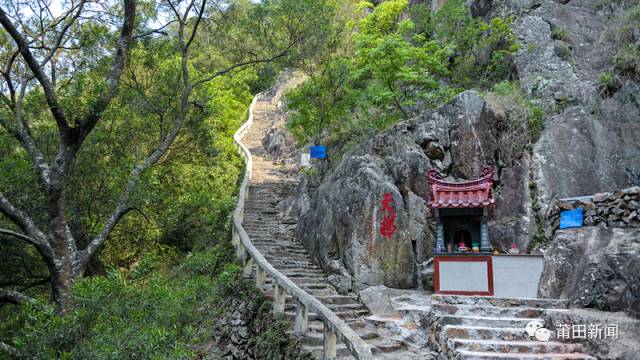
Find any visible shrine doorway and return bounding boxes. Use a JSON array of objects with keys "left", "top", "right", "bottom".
[{"left": 441, "top": 208, "right": 482, "bottom": 252}]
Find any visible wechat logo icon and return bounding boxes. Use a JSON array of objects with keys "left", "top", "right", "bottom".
[{"left": 526, "top": 320, "right": 551, "bottom": 342}]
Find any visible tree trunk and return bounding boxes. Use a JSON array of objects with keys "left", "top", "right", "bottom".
[
  {"left": 50, "top": 261, "right": 75, "bottom": 315},
  {"left": 47, "top": 168, "right": 79, "bottom": 314}
]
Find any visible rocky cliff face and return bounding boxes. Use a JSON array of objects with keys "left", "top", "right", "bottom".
[
  {"left": 486, "top": 0, "right": 640, "bottom": 209},
  {"left": 283, "top": 0, "right": 640, "bottom": 314},
  {"left": 292, "top": 91, "right": 527, "bottom": 290}
]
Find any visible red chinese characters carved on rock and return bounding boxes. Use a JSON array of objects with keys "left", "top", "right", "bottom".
[{"left": 380, "top": 193, "right": 397, "bottom": 239}]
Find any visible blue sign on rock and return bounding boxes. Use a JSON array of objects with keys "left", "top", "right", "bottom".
[
  {"left": 310, "top": 145, "right": 327, "bottom": 159},
  {"left": 559, "top": 208, "right": 583, "bottom": 229}
]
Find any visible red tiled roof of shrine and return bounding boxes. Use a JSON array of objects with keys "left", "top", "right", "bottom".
[{"left": 427, "top": 166, "right": 495, "bottom": 208}]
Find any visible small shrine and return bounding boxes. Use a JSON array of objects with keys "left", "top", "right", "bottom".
[
  {"left": 427, "top": 165, "right": 495, "bottom": 253},
  {"left": 426, "top": 165, "right": 544, "bottom": 298}
]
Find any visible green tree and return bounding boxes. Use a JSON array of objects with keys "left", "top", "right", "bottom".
[{"left": 0, "top": 0, "right": 321, "bottom": 316}]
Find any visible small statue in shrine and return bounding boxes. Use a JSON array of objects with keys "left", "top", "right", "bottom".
[
  {"left": 509, "top": 242, "right": 520, "bottom": 254},
  {"left": 458, "top": 241, "right": 469, "bottom": 252},
  {"left": 472, "top": 241, "right": 480, "bottom": 253}
]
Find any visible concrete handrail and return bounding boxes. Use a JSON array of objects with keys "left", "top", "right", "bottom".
[{"left": 231, "top": 91, "right": 374, "bottom": 360}]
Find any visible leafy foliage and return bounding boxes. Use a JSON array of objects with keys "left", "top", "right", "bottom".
[
  {"left": 0, "top": 243, "right": 299, "bottom": 360},
  {"left": 286, "top": 0, "right": 519, "bottom": 146},
  {"left": 597, "top": 3, "right": 640, "bottom": 96},
  {"left": 485, "top": 81, "right": 544, "bottom": 167},
  {"left": 429, "top": 0, "right": 519, "bottom": 88},
  {"left": 1, "top": 0, "right": 329, "bottom": 357}
]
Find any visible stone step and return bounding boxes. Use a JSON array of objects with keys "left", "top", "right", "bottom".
[
  {"left": 252, "top": 241, "right": 305, "bottom": 247},
  {"left": 280, "top": 270, "right": 327, "bottom": 277},
  {"left": 302, "top": 343, "right": 352, "bottom": 358},
  {"left": 456, "top": 350, "right": 596, "bottom": 359},
  {"left": 432, "top": 303, "right": 568, "bottom": 318},
  {"left": 368, "top": 338, "right": 405, "bottom": 354},
  {"left": 317, "top": 295, "right": 362, "bottom": 305},
  {"left": 295, "top": 329, "right": 376, "bottom": 345},
  {"left": 258, "top": 255, "right": 315, "bottom": 262},
  {"left": 449, "top": 338, "right": 585, "bottom": 354},
  {"left": 265, "top": 277, "right": 327, "bottom": 284},
  {"left": 328, "top": 303, "right": 368, "bottom": 311},
  {"left": 443, "top": 325, "right": 532, "bottom": 342},
  {"left": 266, "top": 263, "right": 323, "bottom": 270},
  {"left": 364, "top": 316, "right": 404, "bottom": 327},
  {"left": 432, "top": 295, "right": 569, "bottom": 310},
  {"left": 440, "top": 315, "right": 539, "bottom": 328},
  {"left": 283, "top": 310, "right": 363, "bottom": 323},
  {"left": 266, "top": 263, "right": 321, "bottom": 271}
]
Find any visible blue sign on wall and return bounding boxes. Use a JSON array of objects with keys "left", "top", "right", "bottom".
[
  {"left": 559, "top": 208, "right": 583, "bottom": 229},
  {"left": 310, "top": 145, "right": 327, "bottom": 159}
]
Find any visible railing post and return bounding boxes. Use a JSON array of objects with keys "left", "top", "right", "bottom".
[
  {"left": 243, "top": 256, "right": 253, "bottom": 276},
  {"left": 293, "top": 301, "right": 308, "bottom": 335},
  {"left": 323, "top": 327, "right": 337, "bottom": 360},
  {"left": 231, "top": 227, "right": 239, "bottom": 246},
  {"left": 236, "top": 241, "right": 245, "bottom": 261},
  {"left": 273, "top": 283, "right": 285, "bottom": 314},
  {"left": 255, "top": 267, "right": 266, "bottom": 290}
]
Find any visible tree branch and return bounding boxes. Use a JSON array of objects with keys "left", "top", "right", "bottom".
[
  {"left": 194, "top": 45, "right": 293, "bottom": 87},
  {"left": 39, "top": 1, "right": 86, "bottom": 69},
  {"left": 76, "top": 0, "right": 136, "bottom": 139},
  {"left": 0, "top": 192, "right": 47, "bottom": 247},
  {"left": 185, "top": 0, "right": 206, "bottom": 50},
  {"left": 133, "top": 19, "right": 178, "bottom": 39},
  {"left": 0, "top": 6, "right": 69, "bottom": 133},
  {"left": 0, "top": 228, "right": 40, "bottom": 246},
  {"left": 0, "top": 288, "right": 34, "bottom": 305},
  {"left": 0, "top": 341, "right": 17, "bottom": 357},
  {"left": 0, "top": 80, "right": 52, "bottom": 186}
]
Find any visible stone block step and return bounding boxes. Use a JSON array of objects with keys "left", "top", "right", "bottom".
[
  {"left": 456, "top": 350, "right": 596, "bottom": 359},
  {"left": 280, "top": 269, "right": 326, "bottom": 275},
  {"left": 432, "top": 303, "right": 567, "bottom": 318},
  {"left": 368, "top": 338, "right": 405, "bottom": 354},
  {"left": 302, "top": 343, "right": 352, "bottom": 358},
  {"left": 265, "top": 254, "right": 313, "bottom": 262},
  {"left": 432, "top": 295, "right": 569, "bottom": 310},
  {"left": 443, "top": 325, "right": 531, "bottom": 342},
  {"left": 440, "top": 315, "right": 539, "bottom": 328},
  {"left": 317, "top": 295, "right": 362, "bottom": 305},
  {"left": 294, "top": 329, "right": 377, "bottom": 346},
  {"left": 268, "top": 265, "right": 323, "bottom": 271},
  {"left": 264, "top": 277, "right": 327, "bottom": 284},
  {"left": 284, "top": 309, "right": 369, "bottom": 322},
  {"left": 449, "top": 338, "right": 585, "bottom": 354},
  {"left": 328, "top": 303, "right": 368, "bottom": 311}
]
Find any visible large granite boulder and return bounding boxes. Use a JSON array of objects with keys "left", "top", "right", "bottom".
[
  {"left": 538, "top": 227, "right": 640, "bottom": 318},
  {"left": 294, "top": 91, "right": 534, "bottom": 289},
  {"left": 543, "top": 308, "right": 640, "bottom": 360}
]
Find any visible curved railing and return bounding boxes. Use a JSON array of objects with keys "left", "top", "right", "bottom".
[{"left": 231, "top": 90, "right": 374, "bottom": 360}]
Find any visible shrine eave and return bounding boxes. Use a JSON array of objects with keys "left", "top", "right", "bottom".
[{"left": 427, "top": 166, "right": 495, "bottom": 209}]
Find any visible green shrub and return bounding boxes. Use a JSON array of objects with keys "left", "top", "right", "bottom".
[
  {"left": 485, "top": 81, "right": 544, "bottom": 167},
  {"left": 550, "top": 26, "right": 569, "bottom": 41},
  {"left": 180, "top": 242, "right": 234, "bottom": 277},
  {"left": 0, "top": 244, "right": 254, "bottom": 360},
  {"left": 597, "top": 70, "right": 622, "bottom": 96},
  {"left": 554, "top": 42, "right": 572, "bottom": 61},
  {"left": 286, "top": 0, "right": 520, "bottom": 147},
  {"left": 430, "top": 0, "right": 520, "bottom": 88},
  {"left": 613, "top": 44, "right": 640, "bottom": 79},
  {"left": 597, "top": 3, "right": 640, "bottom": 94}
]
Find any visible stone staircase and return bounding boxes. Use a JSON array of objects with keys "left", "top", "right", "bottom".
[
  {"left": 430, "top": 295, "right": 596, "bottom": 359},
  {"left": 240, "top": 84, "right": 432, "bottom": 359}
]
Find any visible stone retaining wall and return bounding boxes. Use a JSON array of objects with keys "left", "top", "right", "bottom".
[{"left": 544, "top": 186, "right": 640, "bottom": 234}]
